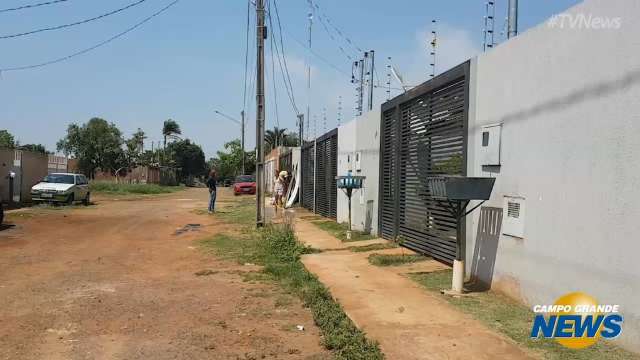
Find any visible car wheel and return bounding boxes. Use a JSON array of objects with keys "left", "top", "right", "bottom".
[
  {"left": 66, "top": 193, "right": 74, "bottom": 205},
  {"left": 83, "top": 192, "right": 91, "bottom": 206}
]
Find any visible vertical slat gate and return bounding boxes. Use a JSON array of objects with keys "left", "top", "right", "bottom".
[
  {"left": 380, "top": 109, "right": 398, "bottom": 239},
  {"left": 379, "top": 62, "right": 469, "bottom": 265},
  {"left": 301, "top": 142, "right": 315, "bottom": 210},
  {"left": 314, "top": 129, "right": 338, "bottom": 219}
]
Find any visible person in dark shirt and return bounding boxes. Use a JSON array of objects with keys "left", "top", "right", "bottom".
[{"left": 206, "top": 170, "right": 217, "bottom": 213}]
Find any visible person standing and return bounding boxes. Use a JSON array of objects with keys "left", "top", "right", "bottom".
[
  {"left": 206, "top": 170, "right": 217, "bottom": 214},
  {"left": 273, "top": 171, "right": 286, "bottom": 214}
]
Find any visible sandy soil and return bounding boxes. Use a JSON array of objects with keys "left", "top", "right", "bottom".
[
  {"left": 0, "top": 188, "right": 330, "bottom": 360},
  {"left": 294, "top": 212, "right": 533, "bottom": 360}
]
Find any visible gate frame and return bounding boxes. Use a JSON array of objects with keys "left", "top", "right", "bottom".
[
  {"left": 378, "top": 60, "right": 471, "bottom": 264},
  {"left": 314, "top": 128, "right": 339, "bottom": 219}
]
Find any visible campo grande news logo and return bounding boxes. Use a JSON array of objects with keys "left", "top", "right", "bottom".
[{"left": 530, "top": 292, "right": 623, "bottom": 349}]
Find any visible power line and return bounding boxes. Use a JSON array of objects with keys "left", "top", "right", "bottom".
[
  {"left": 270, "top": 0, "right": 299, "bottom": 115},
  {"left": 0, "top": 0, "right": 179, "bottom": 72},
  {"left": 310, "top": 4, "right": 354, "bottom": 62},
  {"left": 282, "top": 28, "right": 350, "bottom": 77},
  {"left": 242, "top": 0, "right": 251, "bottom": 113},
  {"left": 268, "top": 1, "right": 280, "bottom": 129},
  {"left": 0, "top": 0, "right": 69, "bottom": 13},
  {"left": 0, "top": 0, "right": 148, "bottom": 40},
  {"left": 307, "top": 0, "right": 362, "bottom": 53}
]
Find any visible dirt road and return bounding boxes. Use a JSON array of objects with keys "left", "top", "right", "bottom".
[{"left": 0, "top": 188, "right": 329, "bottom": 360}]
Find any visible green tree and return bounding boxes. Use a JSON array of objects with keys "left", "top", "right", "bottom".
[
  {"left": 57, "top": 118, "right": 124, "bottom": 177},
  {"left": 167, "top": 139, "right": 206, "bottom": 181},
  {"left": 0, "top": 130, "right": 15, "bottom": 149},
  {"left": 123, "top": 129, "right": 147, "bottom": 168},
  {"left": 162, "top": 119, "right": 181, "bottom": 148},
  {"left": 210, "top": 139, "right": 256, "bottom": 180},
  {"left": 265, "top": 127, "right": 287, "bottom": 150}
]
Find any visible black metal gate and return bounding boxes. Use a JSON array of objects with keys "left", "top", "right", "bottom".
[
  {"left": 379, "top": 62, "right": 470, "bottom": 265},
  {"left": 314, "top": 129, "right": 338, "bottom": 219},
  {"left": 301, "top": 141, "right": 315, "bottom": 211}
]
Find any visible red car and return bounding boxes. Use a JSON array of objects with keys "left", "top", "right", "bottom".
[{"left": 233, "top": 175, "right": 256, "bottom": 196}]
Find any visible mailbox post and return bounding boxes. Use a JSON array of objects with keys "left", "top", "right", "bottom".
[
  {"left": 336, "top": 172, "right": 366, "bottom": 240},
  {"left": 427, "top": 176, "right": 496, "bottom": 293}
]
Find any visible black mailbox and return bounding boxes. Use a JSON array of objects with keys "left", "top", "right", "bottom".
[{"left": 427, "top": 176, "right": 496, "bottom": 201}]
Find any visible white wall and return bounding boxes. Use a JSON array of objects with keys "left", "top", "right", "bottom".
[
  {"left": 337, "top": 111, "right": 381, "bottom": 236},
  {"left": 467, "top": 0, "right": 640, "bottom": 352}
]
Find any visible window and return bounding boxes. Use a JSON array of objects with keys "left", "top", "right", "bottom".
[{"left": 43, "top": 174, "right": 75, "bottom": 184}]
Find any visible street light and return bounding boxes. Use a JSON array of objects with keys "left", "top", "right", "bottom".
[{"left": 214, "top": 109, "right": 246, "bottom": 175}]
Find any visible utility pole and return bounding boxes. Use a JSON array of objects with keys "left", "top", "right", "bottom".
[
  {"left": 306, "top": 11, "right": 313, "bottom": 142},
  {"left": 240, "top": 110, "right": 245, "bottom": 175},
  {"left": 256, "top": 0, "right": 266, "bottom": 227},
  {"left": 297, "top": 114, "right": 304, "bottom": 146},
  {"left": 297, "top": 113, "right": 304, "bottom": 205},
  {"left": 214, "top": 109, "right": 245, "bottom": 174}
]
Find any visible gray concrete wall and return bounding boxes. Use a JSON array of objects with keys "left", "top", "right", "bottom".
[
  {"left": 467, "top": 0, "right": 640, "bottom": 352},
  {"left": 337, "top": 111, "right": 381, "bottom": 236}
]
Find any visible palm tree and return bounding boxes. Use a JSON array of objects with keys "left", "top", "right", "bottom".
[
  {"left": 265, "top": 127, "right": 287, "bottom": 151},
  {"left": 162, "top": 119, "right": 181, "bottom": 148}
]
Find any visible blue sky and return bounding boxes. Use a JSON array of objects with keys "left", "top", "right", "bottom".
[{"left": 0, "top": 0, "right": 581, "bottom": 158}]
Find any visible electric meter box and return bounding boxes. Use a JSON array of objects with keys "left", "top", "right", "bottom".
[{"left": 480, "top": 123, "right": 502, "bottom": 166}]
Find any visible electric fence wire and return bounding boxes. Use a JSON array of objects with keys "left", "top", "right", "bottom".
[
  {"left": 308, "top": 2, "right": 354, "bottom": 62},
  {"left": 0, "top": 0, "right": 150, "bottom": 40},
  {"left": 0, "top": 0, "right": 69, "bottom": 13},
  {"left": 0, "top": 0, "right": 180, "bottom": 72}
]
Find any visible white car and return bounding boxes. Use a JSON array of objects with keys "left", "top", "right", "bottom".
[{"left": 31, "top": 173, "right": 90, "bottom": 205}]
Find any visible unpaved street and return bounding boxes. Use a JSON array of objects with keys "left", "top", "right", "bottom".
[{"left": 0, "top": 188, "right": 329, "bottom": 360}]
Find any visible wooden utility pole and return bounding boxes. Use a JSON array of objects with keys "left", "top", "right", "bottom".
[{"left": 255, "top": 0, "right": 266, "bottom": 227}]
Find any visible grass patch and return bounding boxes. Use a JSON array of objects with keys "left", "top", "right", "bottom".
[
  {"left": 311, "top": 220, "right": 376, "bottom": 242},
  {"left": 216, "top": 196, "right": 256, "bottom": 226},
  {"left": 198, "top": 206, "right": 383, "bottom": 359},
  {"left": 368, "top": 253, "right": 428, "bottom": 267},
  {"left": 410, "top": 270, "right": 638, "bottom": 360},
  {"left": 348, "top": 242, "right": 398, "bottom": 253},
  {"left": 89, "top": 181, "right": 183, "bottom": 195}
]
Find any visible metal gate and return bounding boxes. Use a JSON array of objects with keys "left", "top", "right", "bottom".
[
  {"left": 301, "top": 141, "right": 315, "bottom": 211},
  {"left": 379, "top": 62, "right": 470, "bottom": 265},
  {"left": 314, "top": 128, "right": 338, "bottom": 219},
  {"left": 279, "top": 148, "right": 292, "bottom": 175}
]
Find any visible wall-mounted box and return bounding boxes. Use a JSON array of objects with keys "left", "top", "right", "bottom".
[
  {"left": 503, "top": 196, "right": 525, "bottom": 238},
  {"left": 480, "top": 124, "right": 502, "bottom": 166}
]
